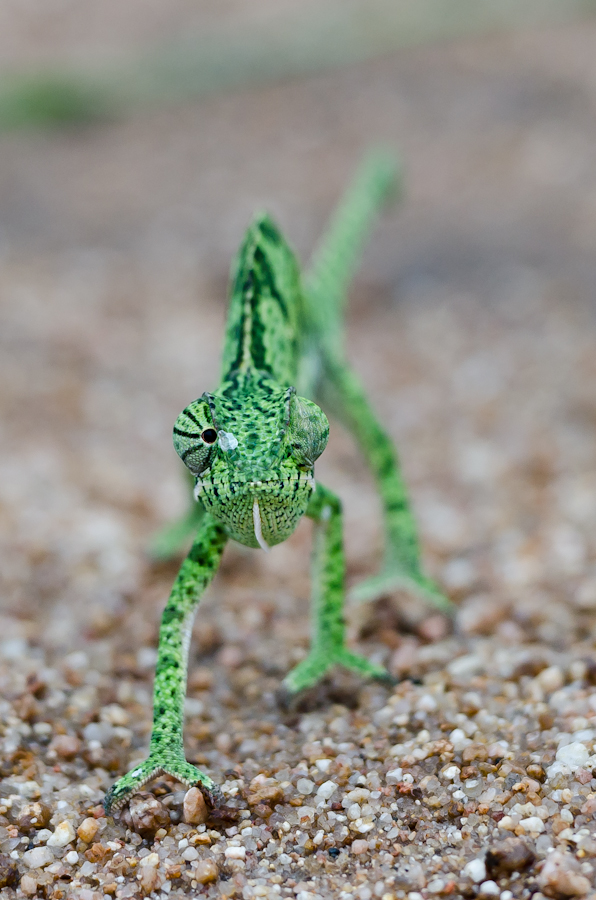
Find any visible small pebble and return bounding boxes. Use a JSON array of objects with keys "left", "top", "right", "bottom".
[
  {"left": 316, "top": 780, "right": 337, "bottom": 800},
  {"left": 224, "top": 846, "right": 246, "bottom": 860},
  {"left": 555, "top": 742, "right": 589, "bottom": 770},
  {"left": 49, "top": 734, "right": 82, "bottom": 759},
  {"left": 20, "top": 874, "right": 38, "bottom": 896},
  {"left": 296, "top": 778, "right": 315, "bottom": 795},
  {"left": 518, "top": 816, "right": 545, "bottom": 834},
  {"left": 351, "top": 840, "right": 369, "bottom": 855},
  {"left": 139, "top": 865, "right": 160, "bottom": 893},
  {"left": 463, "top": 858, "right": 487, "bottom": 883},
  {"left": 65, "top": 851, "right": 79, "bottom": 865},
  {"left": 537, "top": 849, "right": 591, "bottom": 898},
  {"left": 22, "top": 847, "right": 54, "bottom": 869},
  {"left": 47, "top": 820, "right": 76, "bottom": 847},
  {"left": 122, "top": 792, "right": 170, "bottom": 836},
  {"left": 77, "top": 817, "right": 100, "bottom": 843},
  {"left": 478, "top": 882, "right": 500, "bottom": 897},
  {"left": 486, "top": 837, "right": 536, "bottom": 875},
  {"left": 183, "top": 787, "right": 208, "bottom": 825},
  {"left": 194, "top": 859, "right": 219, "bottom": 884}
]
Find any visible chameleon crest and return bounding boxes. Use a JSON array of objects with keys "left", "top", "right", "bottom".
[{"left": 105, "top": 154, "right": 449, "bottom": 814}]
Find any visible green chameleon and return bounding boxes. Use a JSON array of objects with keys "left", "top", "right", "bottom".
[{"left": 104, "top": 152, "right": 450, "bottom": 814}]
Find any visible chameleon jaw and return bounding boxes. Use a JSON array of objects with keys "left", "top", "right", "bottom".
[{"left": 252, "top": 499, "right": 270, "bottom": 552}]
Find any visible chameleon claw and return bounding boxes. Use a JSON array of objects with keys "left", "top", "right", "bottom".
[
  {"left": 281, "top": 647, "right": 391, "bottom": 696},
  {"left": 349, "top": 568, "right": 453, "bottom": 614},
  {"left": 104, "top": 754, "right": 216, "bottom": 817}
]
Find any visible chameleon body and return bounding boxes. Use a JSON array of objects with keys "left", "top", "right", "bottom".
[{"left": 105, "top": 154, "right": 449, "bottom": 813}]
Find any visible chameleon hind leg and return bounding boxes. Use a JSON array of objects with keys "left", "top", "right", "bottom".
[
  {"left": 105, "top": 515, "right": 228, "bottom": 814},
  {"left": 282, "top": 484, "right": 390, "bottom": 695},
  {"left": 321, "top": 354, "right": 451, "bottom": 613}
]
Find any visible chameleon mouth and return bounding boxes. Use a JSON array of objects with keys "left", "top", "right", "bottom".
[{"left": 252, "top": 499, "right": 270, "bottom": 552}]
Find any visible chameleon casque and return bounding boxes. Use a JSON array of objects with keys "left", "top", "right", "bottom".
[{"left": 105, "top": 153, "right": 450, "bottom": 814}]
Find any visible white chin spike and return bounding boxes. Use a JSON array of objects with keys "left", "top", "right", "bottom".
[{"left": 252, "top": 499, "right": 270, "bottom": 552}]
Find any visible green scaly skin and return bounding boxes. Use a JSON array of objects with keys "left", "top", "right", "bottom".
[{"left": 105, "top": 152, "right": 450, "bottom": 814}]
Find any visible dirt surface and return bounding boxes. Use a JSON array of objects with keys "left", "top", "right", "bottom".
[{"left": 2, "top": 14, "right": 596, "bottom": 900}]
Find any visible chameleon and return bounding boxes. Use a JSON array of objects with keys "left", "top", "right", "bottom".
[{"left": 104, "top": 152, "right": 450, "bottom": 814}]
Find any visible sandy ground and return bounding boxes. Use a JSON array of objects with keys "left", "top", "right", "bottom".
[{"left": 2, "top": 13, "right": 596, "bottom": 900}]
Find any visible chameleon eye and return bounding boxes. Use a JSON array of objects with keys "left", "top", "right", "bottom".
[
  {"left": 173, "top": 400, "right": 217, "bottom": 476},
  {"left": 201, "top": 428, "right": 218, "bottom": 444},
  {"left": 287, "top": 395, "right": 329, "bottom": 468}
]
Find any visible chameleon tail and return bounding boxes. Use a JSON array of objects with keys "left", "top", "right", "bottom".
[{"left": 303, "top": 149, "right": 401, "bottom": 353}]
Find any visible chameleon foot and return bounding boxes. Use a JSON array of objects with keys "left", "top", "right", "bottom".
[
  {"left": 282, "top": 646, "right": 392, "bottom": 696},
  {"left": 349, "top": 568, "right": 452, "bottom": 614},
  {"left": 104, "top": 753, "right": 217, "bottom": 815}
]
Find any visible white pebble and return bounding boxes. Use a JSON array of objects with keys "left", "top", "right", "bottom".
[
  {"left": 441, "top": 765, "right": 460, "bottom": 781},
  {"left": 463, "top": 858, "right": 487, "bottom": 883},
  {"left": 478, "top": 881, "right": 500, "bottom": 897},
  {"left": 519, "top": 816, "right": 545, "bottom": 834},
  {"left": 449, "top": 728, "right": 472, "bottom": 751},
  {"left": 65, "top": 851, "right": 79, "bottom": 865},
  {"left": 386, "top": 768, "right": 403, "bottom": 784},
  {"left": 316, "top": 780, "right": 337, "bottom": 799},
  {"left": 23, "top": 847, "right": 54, "bottom": 869},
  {"left": 47, "top": 820, "right": 76, "bottom": 848},
  {"left": 225, "top": 846, "right": 246, "bottom": 860},
  {"left": 555, "top": 741, "right": 589, "bottom": 769},
  {"left": 139, "top": 852, "right": 159, "bottom": 867},
  {"left": 296, "top": 778, "right": 314, "bottom": 795},
  {"left": 182, "top": 846, "right": 199, "bottom": 861},
  {"left": 315, "top": 758, "right": 332, "bottom": 773}
]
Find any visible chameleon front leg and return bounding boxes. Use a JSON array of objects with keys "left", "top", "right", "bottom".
[
  {"left": 321, "top": 354, "right": 451, "bottom": 613},
  {"left": 282, "top": 484, "right": 390, "bottom": 695},
  {"left": 105, "top": 515, "right": 228, "bottom": 814}
]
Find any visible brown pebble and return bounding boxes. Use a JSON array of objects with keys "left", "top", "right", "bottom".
[
  {"left": 417, "top": 614, "right": 449, "bottom": 642},
  {"left": 462, "top": 743, "right": 489, "bottom": 763},
  {"left": 77, "top": 816, "right": 100, "bottom": 843},
  {"left": 183, "top": 787, "right": 208, "bottom": 825},
  {"left": 0, "top": 855, "right": 19, "bottom": 888},
  {"left": 217, "top": 645, "right": 243, "bottom": 668},
  {"left": 486, "top": 837, "right": 536, "bottom": 875},
  {"left": 537, "top": 849, "right": 591, "bottom": 898},
  {"left": 389, "top": 638, "right": 419, "bottom": 675},
  {"left": 50, "top": 734, "right": 82, "bottom": 760},
  {"left": 17, "top": 801, "right": 52, "bottom": 832},
  {"left": 194, "top": 859, "right": 219, "bottom": 884},
  {"left": 246, "top": 784, "right": 284, "bottom": 807},
  {"left": 526, "top": 763, "right": 546, "bottom": 783},
  {"left": 188, "top": 667, "right": 214, "bottom": 690},
  {"left": 84, "top": 842, "right": 110, "bottom": 863},
  {"left": 121, "top": 792, "right": 170, "bottom": 837}
]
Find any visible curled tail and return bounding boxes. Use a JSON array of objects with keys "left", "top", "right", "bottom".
[{"left": 304, "top": 150, "right": 400, "bottom": 351}]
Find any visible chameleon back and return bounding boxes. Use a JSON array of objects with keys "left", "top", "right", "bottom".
[{"left": 220, "top": 213, "right": 302, "bottom": 388}]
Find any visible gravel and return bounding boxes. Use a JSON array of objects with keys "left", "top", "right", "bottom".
[{"left": 2, "top": 8, "right": 596, "bottom": 900}]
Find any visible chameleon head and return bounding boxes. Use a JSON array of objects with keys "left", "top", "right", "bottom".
[{"left": 172, "top": 374, "right": 328, "bottom": 549}]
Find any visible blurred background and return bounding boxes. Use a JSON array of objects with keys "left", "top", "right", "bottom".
[{"left": 2, "top": 0, "right": 596, "bottom": 674}]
